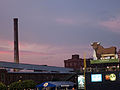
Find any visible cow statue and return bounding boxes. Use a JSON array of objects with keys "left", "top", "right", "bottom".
[{"left": 91, "top": 42, "right": 117, "bottom": 60}]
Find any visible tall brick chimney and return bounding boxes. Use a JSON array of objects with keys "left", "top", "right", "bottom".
[{"left": 14, "top": 18, "right": 19, "bottom": 64}]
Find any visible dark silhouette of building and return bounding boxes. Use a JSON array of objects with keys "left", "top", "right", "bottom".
[
  {"left": 0, "top": 69, "right": 75, "bottom": 85},
  {"left": 0, "top": 61, "right": 75, "bottom": 85},
  {"left": 64, "top": 54, "right": 91, "bottom": 71}
]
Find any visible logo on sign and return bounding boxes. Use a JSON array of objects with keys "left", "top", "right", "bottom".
[
  {"left": 110, "top": 73, "right": 116, "bottom": 81},
  {"left": 43, "top": 83, "right": 48, "bottom": 87}
]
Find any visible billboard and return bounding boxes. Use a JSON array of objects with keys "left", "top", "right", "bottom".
[
  {"left": 91, "top": 74, "right": 102, "bottom": 82},
  {"left": 85, "top": 72, "right": 120, "bottom": 90},
  {"left": 90, "top": 59, "right": 119, "bottom": 64},
  {"left": 78, "top": 75, "right": 84, "bottom": 89}
]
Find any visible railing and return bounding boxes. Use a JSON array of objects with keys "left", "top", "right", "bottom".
[{"left": 76, "top": 67, "right": 120, "bottom": 73}]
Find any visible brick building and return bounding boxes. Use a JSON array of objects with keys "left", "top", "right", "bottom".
[{"left": 64, "top": 54, "right": 91, "bottom": 71}]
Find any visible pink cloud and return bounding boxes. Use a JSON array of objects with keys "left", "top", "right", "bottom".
[
  {"left": 0, "top": 51, "right": 13, "bottom": 54},
  {"left": 0, "top": 40, "right": 54, "bottom": 56},
  {"left": 20, "top": 50, "right": 53, "bottom": 56},
  {"left": 0, "top": 40, "right": 14, "bottom": 51},
  {"left": 0, "top": 40, "right": 92, "bottom": 66},
  {"left": 100, "top": 17, "right": 120, "bottom": 33},
  {"left": 7, "top": 41, "right": 14, "bottom": 47},
  {"left": 19, "top": 44, "right": 92, "bottom": 66}
]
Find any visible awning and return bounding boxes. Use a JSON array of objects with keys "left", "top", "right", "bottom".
[{"left": 36, "top": 81, "right": 74, "bottom": 88}]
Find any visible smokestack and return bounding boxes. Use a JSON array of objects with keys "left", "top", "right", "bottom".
[{"left": 14, "top": 18, "right": 19, "bottom": 64}]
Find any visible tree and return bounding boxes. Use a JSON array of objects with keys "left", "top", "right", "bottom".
[
  {"left": 9, "top": 80, "right": 37, "bottom": 90},
  {"left": 22, "top": 80, "right": 37, "bottom": 89},
  {"left": 0, "top": 82, "right": 7, "bottom": 90},
  {"left": 9, "top": 81, "right": 23, "bottom": 90}
]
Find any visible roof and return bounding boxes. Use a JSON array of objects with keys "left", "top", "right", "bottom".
[
  {"left": 0, "top": 61, "right": 74, "bottom": 73},
  {"left": 36, "top": 81, "right": 74, "bottom": 88}
]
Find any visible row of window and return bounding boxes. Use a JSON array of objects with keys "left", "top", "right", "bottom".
[{"left": 65, "top": 62, "right": 83, "bottom": 67}]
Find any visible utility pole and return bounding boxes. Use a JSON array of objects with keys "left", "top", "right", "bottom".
[{"left": 84, "top": 53, "right": 86, "bottom": 90}]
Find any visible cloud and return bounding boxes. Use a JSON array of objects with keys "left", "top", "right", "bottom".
[
  {"left": 0, "top": 40, "right": 92, "bottom": 66},
  {"left": 19, "top": 43, "right": 92, "bottom": 66},
  {"left": 20, "top": 50, "right": 53, "bottom": 56},
  {"left": 19, "top": 42, "right": 54, "bottom": 54},
  {"left": 0, "top": 40, "right": 54, "bottom": 56},
  {"left": 0, "top": 40, "right": 14, "bottom": 61},
  {"left": 55, "top": 16, "right": 97, "bottom": 28},
  {"left": 100, "top": 17, "right": 120, "bottom": 33},
  {"left": 0, "top": 40, "right": 13, "bottom": 51},
  {"left": 0, "top": 51, "right": 13, "bottom": 54},
  {"left": 56, "top": 18, "right": 76, "bottom": 25}
]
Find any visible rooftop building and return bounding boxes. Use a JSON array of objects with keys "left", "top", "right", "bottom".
[
  {"left": 0, "top": 61, "right": 74, "bottom": 73},
  {"left": 64, "top": 54, "right": 91, "bottom": 71}
]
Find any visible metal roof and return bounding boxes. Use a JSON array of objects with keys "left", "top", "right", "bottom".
[{"left": 0, "top": 61, "right": 74, "bottom": 73}]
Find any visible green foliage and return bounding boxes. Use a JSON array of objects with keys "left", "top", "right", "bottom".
[
  {"left": 9, "top": 80, "right": 37, "bottom": 90},
  {"left": 9, "top": 81, "right": 23, "bottom": 90},
  {"left": 0, "top": 82, "right": 7, "bottom": 90},
  {"left": 22, "top": 80, "right": 37, "bottom": 89}
]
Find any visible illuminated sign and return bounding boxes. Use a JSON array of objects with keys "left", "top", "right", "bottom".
[
  {"left": 90, "top": 59, "right": 119, "bottom": 64},
  {"left": 105, "top": 73, "right": 116, "bottom": 81},
  {"left": 91, "top": 74, "right": 102, "bottom": 82},
  {"left": 105, "top": 75, "right": 110, "bottom": 80},
  {"left": 78, "top": 75, "right": 84, "bottom": 89},
  {"left": 110, "top": 73, "right": 116, "bottom": 81},
  {"left": 61, "top": 85, "right": 70, "bottom": 87}
]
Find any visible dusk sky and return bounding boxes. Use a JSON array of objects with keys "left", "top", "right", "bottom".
[{"left": 0, "top": 0, "right": 120, "bottom": 67}]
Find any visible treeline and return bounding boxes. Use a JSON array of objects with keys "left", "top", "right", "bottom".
[{"left": 0, "top": 80, "right": 37, "bottom": 90}]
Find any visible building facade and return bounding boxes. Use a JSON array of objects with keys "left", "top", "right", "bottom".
[
  {"left": 64, "top": 54, "right": 91, "bottom": 71},
  {"left": 0, "top": 69, "right": 76, "bottom": 85},
  {"left": 64, "top": 54, "right": 120, "bottom": 72},
  {"left": 0, "top": 61, "right": 75, "bottom": 85}
]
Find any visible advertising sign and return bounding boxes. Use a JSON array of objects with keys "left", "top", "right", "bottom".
[
  {"left": 78, "top": 75, "right": 84, "bottom": 89},
  {"left": 90, "top": 59, "right": 119, "bottom": 64},
  {"left": 105, "top": 73, "right": 116, "bottom": 81},
  {"left": 91, "top": 74, "right": 102, "bottom": 82}
]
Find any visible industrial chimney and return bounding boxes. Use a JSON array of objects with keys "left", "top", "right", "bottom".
[{"left": 14, "top": 18, "right": 19, "bottom": 64}]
